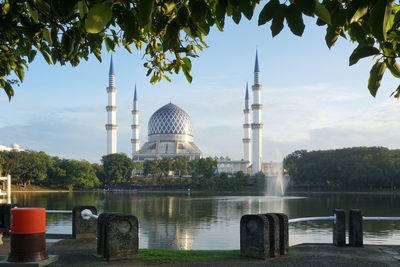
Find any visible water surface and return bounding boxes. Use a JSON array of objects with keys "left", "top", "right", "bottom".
[{"left": 10, "top": 191, "right": 400, "bottom": 249}]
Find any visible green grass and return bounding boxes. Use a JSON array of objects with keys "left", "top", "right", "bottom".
[{"left": 138, "top": 249, "right": 241, "bottom": 263}]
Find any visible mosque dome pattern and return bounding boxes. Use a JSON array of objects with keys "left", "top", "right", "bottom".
[{"left": 148, "top": 103, "right": 193, "bottom": 136}]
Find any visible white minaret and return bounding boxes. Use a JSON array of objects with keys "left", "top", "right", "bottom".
[
  {"left": 106, "top": 55, "right": 118, "bottom": 154},
  {"left": 251, "top": 50, "right": 263, "bottom": 174},
  {"left": 131, "top": 85, "right": 140, "bottom": 157},
  {"left": 243, "top": 83, "right": 252, "bottom": 164}
]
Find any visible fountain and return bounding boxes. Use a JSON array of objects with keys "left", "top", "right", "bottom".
[
  {"left": 265, "top": 151, "right": 290, "bottom": 196},
  {"left": 265, "top": 161, "right": 289, "bottom": 196}
]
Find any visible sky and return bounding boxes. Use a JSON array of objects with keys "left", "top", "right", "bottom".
[{"left": 1, "top": 9, "right": 400, "bottom": 163}]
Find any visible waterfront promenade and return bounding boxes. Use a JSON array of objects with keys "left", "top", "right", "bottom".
[{"left": 0, "top": 238, "right": 399, "bottom": 266}]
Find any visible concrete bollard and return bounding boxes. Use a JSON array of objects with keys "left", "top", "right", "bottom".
[
  {"left": 0, "top": 203, "right": 18, "bottom": 234},
  {"left": 103, "top": 214, "right": 139, "bottom": 261},
  {"left": 97, "top": 212, "right": 121, "bottom": 257},
  {"left": 272, "top": 213, "right": 289, "bottom": 255},
  {"left": 72, "top": 205, "right": 97, "bottom": 239},
  {"left": 265, "top": 214, "right": 280, "bottom": 258},
  {"left": 333, "top": 209, "right": 346, "bottom": 247},
  {"left": 240, "top": 214, "right": 270, "bottom": 259},
  {"left": 349, "top": 209, "right": 363, "bottom": 247}
]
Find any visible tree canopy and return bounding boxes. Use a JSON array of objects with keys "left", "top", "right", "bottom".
[
  {"left": 284, "top": 147, "right": 400, "bottom": 189},
  {"left": 2, "top": 0, "right": 400, "bottom": 100}
]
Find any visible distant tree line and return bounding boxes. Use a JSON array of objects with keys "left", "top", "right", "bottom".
[
  {"left": 284, "top": 147, "right": 400, "bottom": 190},
  {"left": 0, "top": 150, "right": 252, "bottom": 191}
]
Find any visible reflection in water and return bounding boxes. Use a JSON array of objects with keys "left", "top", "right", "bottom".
[{"left": 10, "top": 192, "right": 400, "bottom": 249}]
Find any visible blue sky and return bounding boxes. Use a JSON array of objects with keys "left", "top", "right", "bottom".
[{"left": 1, "top": 10, "right": 399, "bottom": 163}]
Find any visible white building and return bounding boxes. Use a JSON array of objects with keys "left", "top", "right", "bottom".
[
  {"left": 105, "top": 56, "right": 118, "bottom": 154},
  {"left": 132, "top": 102, "right": 202, "bottom": 161}
]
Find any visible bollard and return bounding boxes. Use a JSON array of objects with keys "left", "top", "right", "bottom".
[
  {"left": 72, "top": 205, "right": 97, "bottom": 239},
  {"left": 349, "top": 209, "right": 363, "bottom": 247},
  {"left": 103, "top": 214, "right": 139, "bottom": 261},
  {"left": 97, "top": 212, "right": 121, "bottom": 257},
  {"left": 8, "top": 208, "right": 48, "bottom": 262},
  {"left": 240, "top": 214, "right": 270, "bottom": 259},
  {"left": 333, "top": 209, "right": 346, "bottom": 247},
  {"left": 0, "top": 203, "right": 18, "bottom": 234},
  {"left": 272, "top": 213, "right": 289, "bottom": 255},
  {"left": 265, "top": 214, "right": 280, "bottom": 258}
]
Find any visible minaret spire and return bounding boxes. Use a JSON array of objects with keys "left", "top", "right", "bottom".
[
  {"left": 106, "top": 55, "right": 118, "bottom": 154},
  {"left": 243, "top": 82, "right": 252, "bottom": 167},
  {"left": 251, "top": 50, "right": 263, "bottom": 174},
  {"left": 131, "top": 84, "right": 140, "bottom": 158}
]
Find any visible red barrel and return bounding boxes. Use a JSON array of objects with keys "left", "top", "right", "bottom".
[{"left": 8, "top": 208, "right": 48, "bottom": 262}]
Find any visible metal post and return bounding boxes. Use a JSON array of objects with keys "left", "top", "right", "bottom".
[
  {"left": 333, "top": 209, "right": 346, "bottom": 247},
  {"left": 349, "top": 209, "right": 363, "bottom": 247},
  {"left": 7, "top": 175, "right": 11, "bottom": 204}
]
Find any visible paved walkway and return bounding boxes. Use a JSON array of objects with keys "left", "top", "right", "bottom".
[{"left": 1, "top": 238, "right": 400, "bottom": 266}]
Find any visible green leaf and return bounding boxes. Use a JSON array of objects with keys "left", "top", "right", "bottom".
[
  {"left": 77, "top": 1, "right": 88, "bottom": 19},
  {"left": 43, "top": 28, "right": 52, "bottom": 46},
  {"left": 390, "top": 84, "right": 400, "bottom": 98},
  {"left": 368, "top": 60, "right": 386, "bottom": 97},
  {"left": 232, "top": 8, "right": 242, "bottom": 24},
  {"left": 271, "top": 5, "right": 286, "bottom": 37},
  {"left": 349, "top": 46, "right": 380, "bottom": 66},
  {"left": 177, "top": 6, "right": 189, "bottom": 25},
  {"left": 189, "top": 0, "right": 208, "bottom": 23},
  {"left": 27, "top": 3, "right": 39, "bottom": 23},
  {"left": 385, "top": 58, "right": 400, "bottom": 78},
  {"left": 258, "top": 0, "right": 279, "bottom": 26},
  {"left": 137, "top": 0, "right": 154, "bottom": 27},
  {"left": 41, "top": 50, "right": 52, "bottom": 64},
  {"left": 369, "top": 0, "right": 394, "bottom": 41},
  {"left": 15, "top": 65, "right": 25, "bottom": 82},
  {"left": 2, "top": 80, "right": 14, "bottom": 101},
  {"left": 163, "top": 75, "right": 171, "bottom": 82},
  {"left": 28, "top": 50, "right": 37, "bottom": 63},
  {"left": 325, "top": 26, "right": 341, "bottom": 48},
  {"left": 295, "top": 0, "right": 316, "bottom": 16},
  {"left": 85, "top": 2, "right": 113, "bottom": 33},
  {"left": 286, "top": 4, "right": 305, "bottom": 36},
  {"left": 238, "top": 0, "right": 253, "bottom": 20},
  {"left": 348, "top": 0, "right": 370, "bottom": 23},
  {"left": 182, "top": 57, "right": 192, "bottom": 70},
  {"left": 315, "top": 1, "right": 331, "bottom": 25},
  {"left": 163, "top": 2, "right": 176, "bottom": 14}
]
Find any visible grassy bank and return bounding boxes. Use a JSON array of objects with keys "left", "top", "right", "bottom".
[{"left": 138, "top": 249, "right": 241, "bottom": 263}]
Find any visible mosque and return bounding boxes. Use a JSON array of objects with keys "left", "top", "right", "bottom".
[{"left": 105, "top": 52, "right": 275, "bottom": 175}]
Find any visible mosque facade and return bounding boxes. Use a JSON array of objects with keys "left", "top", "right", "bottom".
[{"left": 105, "top": 51, "right": 275, "bottom": 175}]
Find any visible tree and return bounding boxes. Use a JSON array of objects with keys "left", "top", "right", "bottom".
[
  {"left": 51, "top": 158, "right": 100, "bottom": 189},
  {"left": 101, "top": 153, "right": 134, "bottom": 185},
  {"left": 0, "top": 150, "right": 53, "bottom": 186},
  {"left": 159, "top": 157, "right": 173, "bottom": 177},
  {"left": 173, "top": 156, "right": 189, "bottom": 177},
  {"left": 143, "top": 159, "right": 161, "bottom": 177},
  {"left": 2, "top": 0, "right": 400, "bottom": 100},
  {"left": 195, "top": 157, "right": 217, "bottom": 178}
]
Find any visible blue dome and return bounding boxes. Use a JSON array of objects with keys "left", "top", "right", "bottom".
[{"left": 148, "top": 103, "right": 193, "bottom": 136}]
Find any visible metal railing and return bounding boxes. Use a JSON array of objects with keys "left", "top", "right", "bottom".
[
  {"left": 363, "top": 216, "right": 400, "bottom": 221},
  {"left": 289, "top": 215, "right": 336, "bottom": 223}
]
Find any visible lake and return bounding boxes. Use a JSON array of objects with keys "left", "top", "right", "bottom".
[{"left": 10, "top": 191, "right": 400, "bottom": 249}]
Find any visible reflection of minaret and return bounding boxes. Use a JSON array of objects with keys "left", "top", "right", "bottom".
[
  {"left": 106, "top": 55, "right": 118, "bottom": 154},
  {"left": 131, "top": 85, "right": 140, "bottom": 157},
  {"left": 251, "top": 50, "right": 263, "bottom": 174},
  {"left": 243, "top": 83, "right": 252, "bottom": 164}
]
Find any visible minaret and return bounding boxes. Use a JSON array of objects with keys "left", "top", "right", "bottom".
[
  {"left": 105, "top": 55, "right": 118, "bottom": 154},
  {"left": 131, "top": 85, "right": 140, "bottom": 157},
  {"left": 251, "top": 50, "right": 263, "bottom": 174},
  {"left": 243, "top": 83, "right": 252, "bottom": 164}
]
